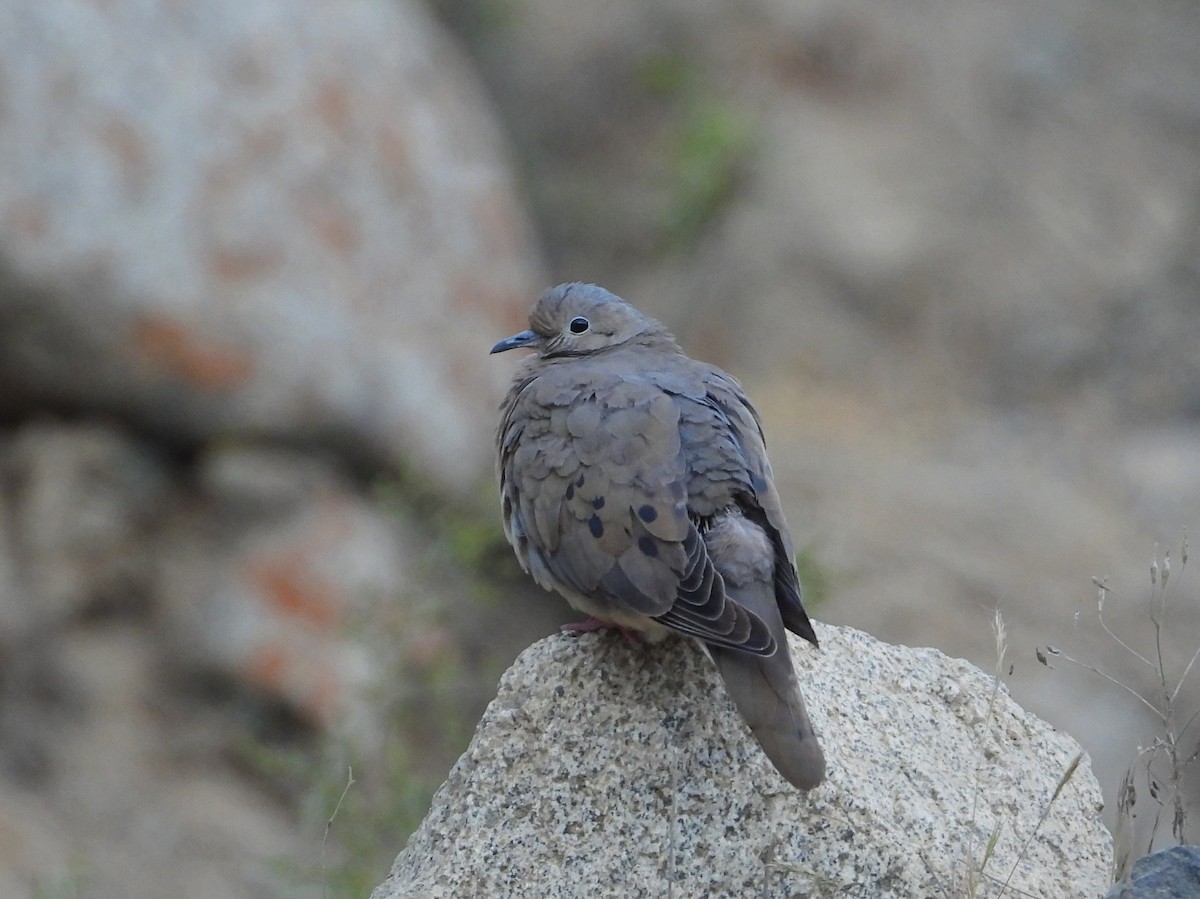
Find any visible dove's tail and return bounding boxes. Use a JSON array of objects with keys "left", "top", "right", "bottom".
[
  {"left": 701, "top": 513, "right": 825, "bottom": 790},
  {"left": 711, "top": 634, "right": 825, "bottom": 790}
]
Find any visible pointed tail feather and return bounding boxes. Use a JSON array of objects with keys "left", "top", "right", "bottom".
[
  {"left": 711, "top": 635, "right": 825, "bottom": 790},
  {"left": 702, "top": 513, "right": 825, "bottom": 789}
]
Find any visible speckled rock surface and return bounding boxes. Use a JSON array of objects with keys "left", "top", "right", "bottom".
[{"left": 372, "top": 623, "right": 1113, "bottom": 898}]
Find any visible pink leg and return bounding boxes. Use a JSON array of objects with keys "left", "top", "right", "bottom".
[{"left": 560, "top": 618, "right": 644, "bottom": 648}]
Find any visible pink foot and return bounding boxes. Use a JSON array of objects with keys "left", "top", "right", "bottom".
[{"left": 560, "top": 618, "right": 644, "bottom": 648}]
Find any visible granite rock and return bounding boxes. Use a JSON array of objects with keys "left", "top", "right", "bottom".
[{"left": 372, "top": 623, "right": 1113, "bottom": 898}]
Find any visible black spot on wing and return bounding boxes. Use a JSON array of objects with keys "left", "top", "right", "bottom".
[
  {"left": 638, "top": 504, "right": 658, "bottom": 522},
  {"left": 592, "top": 496, "right": 606, "bottom": 510},
  {"left": 637, "top": 536, "right": 658, "bottom": 557},
  {"left": 587, "top": 514, "right": 604, "bottom": 538}
]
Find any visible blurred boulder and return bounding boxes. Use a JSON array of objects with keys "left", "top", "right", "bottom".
[
  {"left": 0, "top": 420, "right": 166, "bottom": 642},
  {"left": 0, "top": 0, "right": 543, "bottom": 497},
  {"left": 0, "top": 620, "right": 311, "bottom": 899},
  {"left": 0, "top": 423, "right": 463, "bottom": 897},
  {"left": 0, "top": 1, "right": 545, "bottom": 896},
  {"left": 0, "top": 494, "right": 23, "bottom": 645},
  {"left": 156, "top": 444, "right": 420, "bottom": 731},
  {"left": 0, "top": 420, "right": 433, "bottom": 733}
]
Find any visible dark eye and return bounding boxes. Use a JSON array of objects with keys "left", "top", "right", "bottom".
[{"left": 568, "top": 316, "right": 590, "bottom": 334}]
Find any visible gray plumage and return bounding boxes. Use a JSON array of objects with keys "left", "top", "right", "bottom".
[{"left": 491, "top": 282, "right": 825, "bottom": 790}]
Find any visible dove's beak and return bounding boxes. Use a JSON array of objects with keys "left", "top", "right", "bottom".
[{"left": 490, "top": 329, "right": 538, "bottom": 354}]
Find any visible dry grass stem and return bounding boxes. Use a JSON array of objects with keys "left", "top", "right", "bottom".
[
  {"left": 1046, "top": 537, "right": 1197, "bottom": 864},
  {"left": 322, "top": 765, "right": 357, "bottom": 899}
]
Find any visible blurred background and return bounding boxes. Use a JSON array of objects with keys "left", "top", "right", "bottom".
[{"left": 0, "top": 0, "right": 1197, "bottom": 896}]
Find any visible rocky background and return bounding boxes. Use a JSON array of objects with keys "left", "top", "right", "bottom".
[{"left": 0, "top": 1, "right": 1197, "bottom": 897}]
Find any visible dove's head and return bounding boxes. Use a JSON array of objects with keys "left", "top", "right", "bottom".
[{"left": 490, "top": 283, "right": 676, "bottom": 358}]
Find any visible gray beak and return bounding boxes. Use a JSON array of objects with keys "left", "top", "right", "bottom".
[{"left": 490, "top": 329, "right": 538, "bottom": 354}]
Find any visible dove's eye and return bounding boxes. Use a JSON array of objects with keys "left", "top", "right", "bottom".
[{"left": 568, "top": 316, "right": 590, "bottom": 334}]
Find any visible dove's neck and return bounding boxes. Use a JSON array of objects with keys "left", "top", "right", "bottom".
[{"left": 627, "top": 328, "right": 681, "bottom": 353}]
